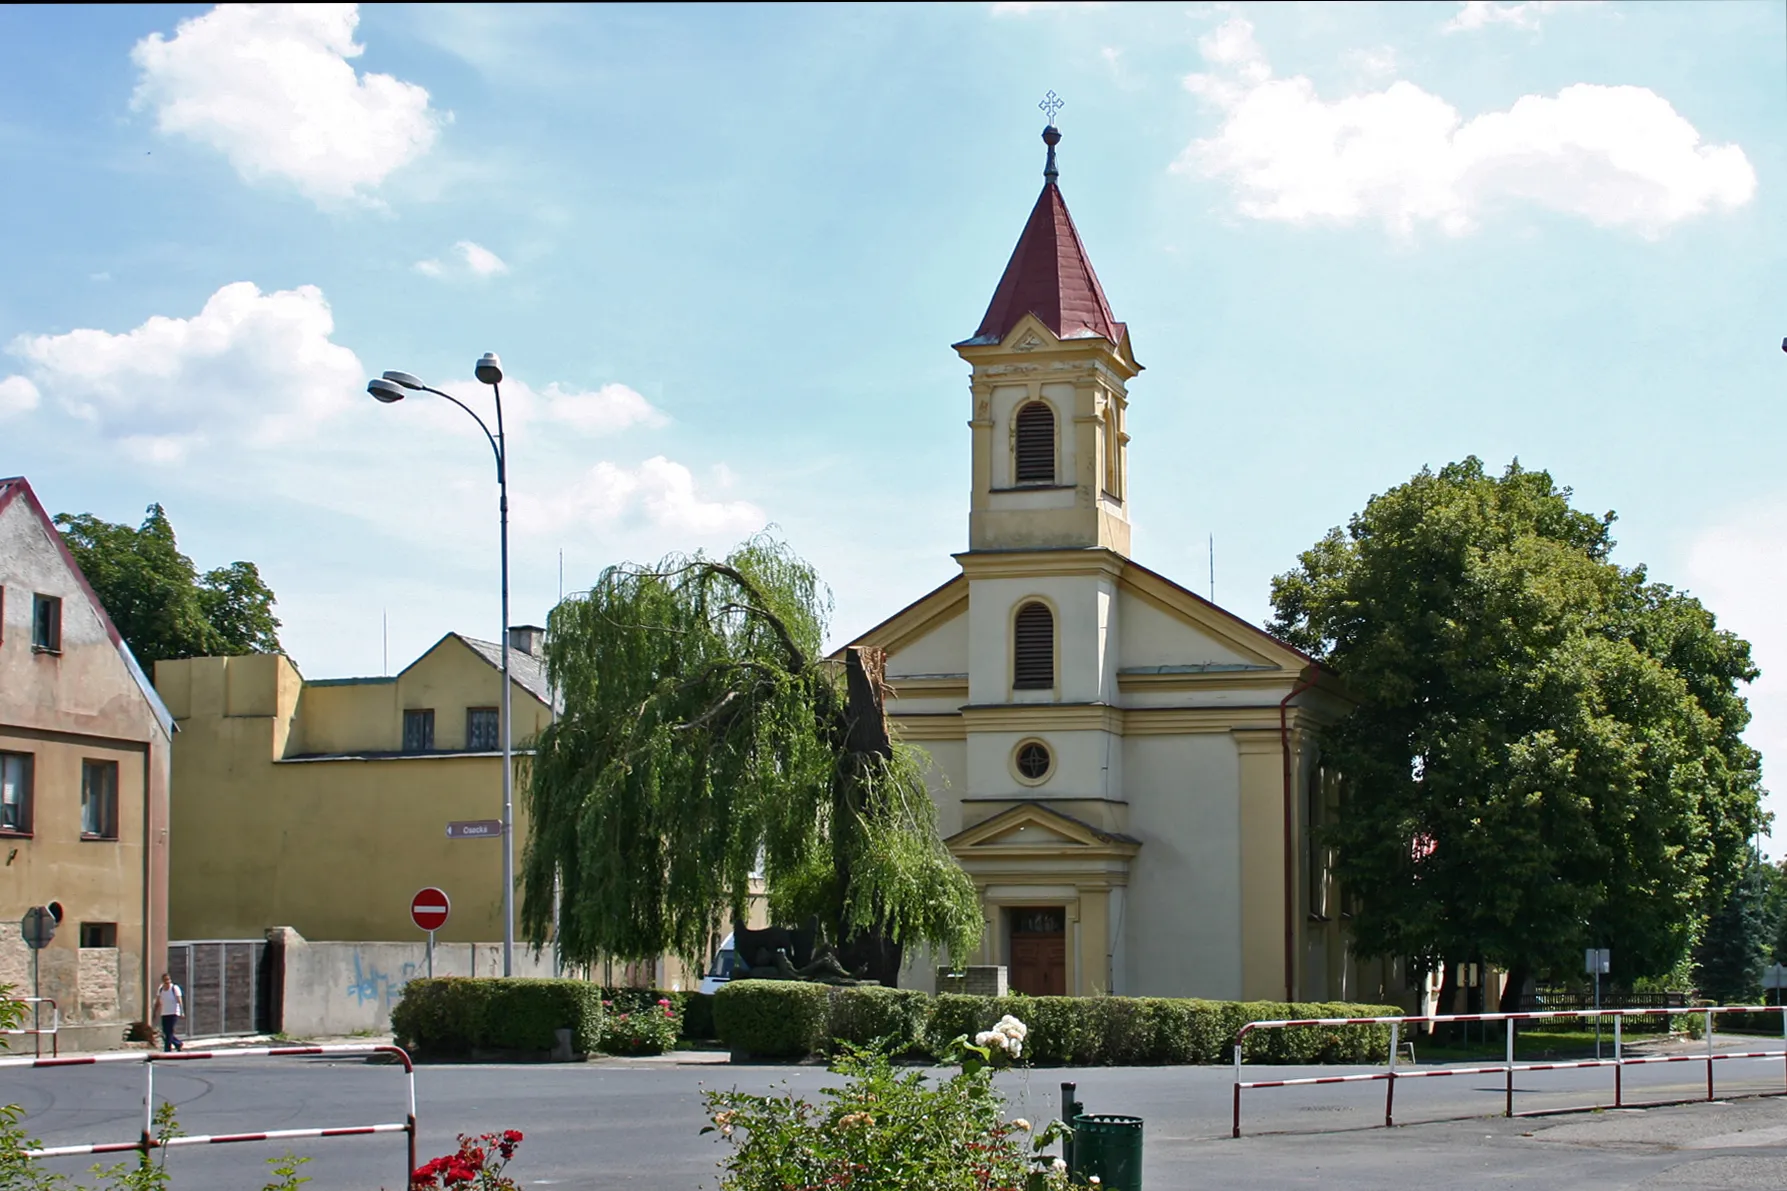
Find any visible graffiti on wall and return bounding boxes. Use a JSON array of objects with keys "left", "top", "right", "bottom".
[{"left": 345, "top": 951, "right": 418, "bottom": 1010}]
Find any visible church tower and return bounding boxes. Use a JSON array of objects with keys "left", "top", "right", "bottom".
[{"left": 954, "top": 122, "right": 1141, "bottom": 556}]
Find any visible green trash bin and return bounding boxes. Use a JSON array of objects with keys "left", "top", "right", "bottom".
[{"left": 1071, "top": 1113, "right": 1143, "bottom": 1191}]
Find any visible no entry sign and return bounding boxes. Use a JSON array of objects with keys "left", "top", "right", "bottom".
[{"left": 410, "top": 887, "right": 451, "bottom": 933}]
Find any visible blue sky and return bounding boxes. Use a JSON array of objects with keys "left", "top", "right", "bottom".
[{"left": 3, "top": 2, "right": 1783, "bottom": 830}]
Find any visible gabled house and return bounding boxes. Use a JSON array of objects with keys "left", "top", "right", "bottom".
[
  {"left": 155, "top": 630, "right": 556, "bottom": 945},
  {"left": 0, "top": 476, "right": 174, "bottom": 1048}
]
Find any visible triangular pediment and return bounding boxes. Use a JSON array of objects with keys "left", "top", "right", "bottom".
[
  {"left": 947, "top": 802, "right": 1140, "bottom": 854},
  {"left": 837, "top": 573, "right": 967, "bottom": 660},
  {"left": 1117, "top": 559, "right": 1314, "bottom": 675}
]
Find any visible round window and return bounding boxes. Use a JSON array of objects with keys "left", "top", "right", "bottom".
[{"left": 1015, "top": 741, "right": 1052, "bottom": 782}]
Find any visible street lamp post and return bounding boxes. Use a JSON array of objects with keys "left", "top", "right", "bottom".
[{"left": 368, "top": 353, "right": 515, "bottom": 977}]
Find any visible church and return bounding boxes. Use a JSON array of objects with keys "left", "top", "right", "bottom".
[{"left": 846, "top": 124, "right": 1397, "bottom": 1006}]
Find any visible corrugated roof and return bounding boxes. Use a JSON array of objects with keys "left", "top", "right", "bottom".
[{"left": 959, "top": 180, "right": 1126, "bottom": 349}]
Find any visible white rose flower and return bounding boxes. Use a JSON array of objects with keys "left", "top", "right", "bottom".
[{"left": 1052, "top": 1157, "right": 1067, "bottom": 1172}]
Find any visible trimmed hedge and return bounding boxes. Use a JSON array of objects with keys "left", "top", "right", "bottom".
[
  {"left": 682, "top": 992, "right": 717, "bottom": 1041},
  {"left": 714, "top": 981, "right": 831, "bottom": 1057},
  {"left": 825, "top": 986, "right": 931, "bottom": 1056},
  {"left": 391, "top": 978, "right": 604, "bottom": 1057},
  {"left": 722, "top": 981, "right": 1398, "bottom": 1065}
]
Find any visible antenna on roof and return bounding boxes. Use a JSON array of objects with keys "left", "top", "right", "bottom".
[
  {"left": 382, "top": 608, "right": 388, "bottom": 676},
  {"left": 1039, "top": 91, "right": 1064, "bottom": 182}
]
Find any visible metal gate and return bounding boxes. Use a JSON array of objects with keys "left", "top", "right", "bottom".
[{"left": 165, "top": 940, "right": 268, "bottom": 1037}]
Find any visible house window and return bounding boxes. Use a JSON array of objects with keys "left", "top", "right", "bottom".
[
  {"left": 1, "top": 753, "right": 32, "bottom": 834},
  {"left": 1013, "top": 602, "right": 1054, "bottom": 689},
  {"left": 403, "top": 709, "right": 436, "bottom": 752},
  {"left": 467, "top": 707, "right": 500, "bottom": 751},
  {"left": 80, "top": 922, "right": 117, "bottom": 948},
  {"left": 32, "top": 594, "right": 61, "bottom": 652},
  {"left": 81, "top": 760, "right": 118, "bottom": 839},
  {"left": 1014, "top": 402, "right": 1055, "bottom": 484}
]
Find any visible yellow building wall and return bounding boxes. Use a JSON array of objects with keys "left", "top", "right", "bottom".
[{"left": 159, "top": 641, "right": 554, "bottom": 945}]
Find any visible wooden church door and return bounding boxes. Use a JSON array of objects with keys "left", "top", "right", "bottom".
[{"left": 1009, "top": 907, "right": 1067, "bottom": 997}]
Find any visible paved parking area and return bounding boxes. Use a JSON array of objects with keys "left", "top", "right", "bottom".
[{"left": 7, "top": 1049, "right": 1787, "bottom": 1188}]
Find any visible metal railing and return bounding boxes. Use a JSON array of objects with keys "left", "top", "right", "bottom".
[
  {"left": 2, "top": 998, "right": 59, "bottom": 1057},
  {"left": 0, "top": 1043, "right": 416, "bottom": 1183},
  {"left": 1232, "top": 1005, "right": 1787, "bottom": 1137}
]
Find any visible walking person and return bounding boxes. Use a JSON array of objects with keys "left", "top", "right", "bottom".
[{"left": 156, "top": 973, "right": 184, "bottom": 1052}]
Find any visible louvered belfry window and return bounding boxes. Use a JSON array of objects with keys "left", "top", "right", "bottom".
[
  {"left": 1014, "top": 402, "right": 1055, "bottom": 484},
  {"left": 1013, "top": 602, "right": 1054, "bottom": 689}
]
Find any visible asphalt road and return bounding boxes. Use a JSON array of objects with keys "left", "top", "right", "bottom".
[{"left": 8, "top": 1048, "right": 1787, "bottom": 1188}]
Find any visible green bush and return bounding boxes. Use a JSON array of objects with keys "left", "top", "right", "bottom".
[
  {"left": 714, "top": 981, "right": 830, "bottom": 1057},
  {"left": 682, "top": 992, "right": 717, "bottom": 1041},
  {"left": 391, "top": 977, "right": 604, "bottom": 1057},
  {"left": 924, "top": 993, "right": 995, "bottom": 1057},
  {"left": 825, "top": 986, "right": 930, "bottom": 1056},
  {"left": 600, "top": 994, "right": 681, "bottom": 1055}
]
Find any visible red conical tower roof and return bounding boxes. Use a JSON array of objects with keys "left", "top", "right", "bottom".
[{"left": 961, "top": 126, "right": 1126, "bottom": 348}]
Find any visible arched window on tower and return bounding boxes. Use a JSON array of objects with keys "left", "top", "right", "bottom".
[
  {"left": 1014, "top": 402, "right": 1056, "bottom": 485},
  {"left": 1013, "top": 602, "right": 1054, "bottom": 689},
  {"left": 1101, "top": 403, "right": 1122, "bottom": 499}
]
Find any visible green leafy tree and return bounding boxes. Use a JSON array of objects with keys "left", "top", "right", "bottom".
[
  {"left": 55, "top": 505, "right": 280, "bottom": 666},
  {"left": 1271, "top": 458, "right": 1765, "bottom": 1011},
  {"left": 521, "top": 537, "right": 981, "bottom": 984},
  {"left": 1694, "top": 854, "right": 1769, "bottom": 1004}
]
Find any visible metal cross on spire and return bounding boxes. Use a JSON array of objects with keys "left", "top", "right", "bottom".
[{"left": 1039, "top": 91, "right": 1064, "bottom": 182}]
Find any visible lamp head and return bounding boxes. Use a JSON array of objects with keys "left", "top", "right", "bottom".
[
  {"left": 367, "top": 378, "right": 407, "bottom": 404},
  {"left": 475, "top": 352, "right": 504, "bottom": 386},
  {"left": 382, "top": 371, "right": 425, "bottom": 390}
]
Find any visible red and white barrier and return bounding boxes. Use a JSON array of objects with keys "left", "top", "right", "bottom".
[
  {"left": 1231, "top": 1005, "right": 1787, "bottom": 1137},
  {"left": 2, "top": 1043, "right": 417, "bottom": 1182},
  {"left": 2, "top": 998, "right": 59, "bottom": 1058}
]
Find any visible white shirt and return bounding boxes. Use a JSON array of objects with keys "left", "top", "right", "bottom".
[{"left": 157, "top": 984, "right": 182, "bottom": 1017}]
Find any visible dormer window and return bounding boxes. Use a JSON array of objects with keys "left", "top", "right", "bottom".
[
  {"left": 1013, "top": 602, "right": 1054, "bottom": 689},
  {"left": 1014, "top": 402, "right": 1055, "bottom": 484}
]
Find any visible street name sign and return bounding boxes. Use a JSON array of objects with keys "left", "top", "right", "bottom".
[
  {"left": 447, "top": 819, "right": 503, "bottom": 839},
  {"left": 410, "top": 888, "right": 451, "bottom": 933}
]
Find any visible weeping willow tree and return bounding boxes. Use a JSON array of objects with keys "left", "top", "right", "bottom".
[{"left": 521, "top": 536, "right": 981, "bottom": 985}]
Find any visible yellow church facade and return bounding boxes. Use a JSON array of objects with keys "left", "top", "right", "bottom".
[{"left": 849, "top": 125, "right": 1396, "bottom": 1005}]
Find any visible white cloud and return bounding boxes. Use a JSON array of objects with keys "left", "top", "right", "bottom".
[
  {"left": 532, "top": 382, "right": 666, "bottom": 435},
  {"left": 0, "top": 375, "right": 40, "bottom": 418},
  {"left": 1177, "top": 17, "right": 1756, "bottom": 238},
  {"left": 1685, "top": 503, "right": 1787, "bottom": 838},
  {"left": 7, "top": 281, "right": 362, "bottom": 459},
  {"left": 456, "top": 241, "right": 507, "bottom": 276},
  {"left": 521, "top": 456, "right": 766, "bottom": 538},
  {"left": 1444, "top": 1, "right": 1602, "bottom": 33},
  {"left": 416, "top": 241, "right": 509, "bottom": 279},
  {"left": 131, "top": 4, "right": 442, "bottom": 206}
]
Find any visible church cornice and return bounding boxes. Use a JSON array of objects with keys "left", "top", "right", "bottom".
[{"left": 890, "top": 702, "right": 1334, "bottom": 741}]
